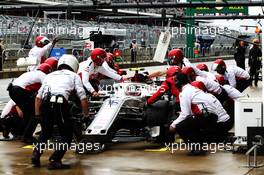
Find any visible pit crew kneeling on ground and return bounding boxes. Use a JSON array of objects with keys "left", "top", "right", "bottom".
[
  {"left": 0, "top": 100, "right": 24, "bottom": 139},
  {"left": 78, "top": 48, "right": 123, "bottom": 97},
  {"left": 169, "top": 73, "right": 232, "bottom": 155},
  {"left": 7, "top": 63, "right": 52, "bottom": 143},
  {"left": 212, "top": 59, "right": 250, "bottom": 92},
  {"left": 32, "top": 54, "right": 89, "bottom": 170}
]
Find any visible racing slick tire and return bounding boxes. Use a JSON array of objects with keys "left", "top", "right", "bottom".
[
  {"left": 145, "top": 100, "right": 169, "bottom": 126},
  {"left": 146, "top": 100, "right": 175, "bottom": 144}
]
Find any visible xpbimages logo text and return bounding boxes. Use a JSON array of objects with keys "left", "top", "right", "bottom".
[
  {"left": 171, "top": 24, "right": 232, "bottom": 37},
  {"left": 33, "top": 140, "right": 103, "bottom": 154},
  {"left": 32, "top": 24, "right": 232, "bottom": 38},
  {"left": 33, "top": 26, "right": 90, "bottom": 38},
  {"left": 165, "top": 141, "right": 232, "bottom": 154}
]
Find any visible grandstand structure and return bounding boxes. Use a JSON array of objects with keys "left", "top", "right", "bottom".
[
  {"left": 0, "top": 13, "right": 239, "bottom": 48},
  {"left": 0, "top": 0, "right": 249, "bottom": 65}
]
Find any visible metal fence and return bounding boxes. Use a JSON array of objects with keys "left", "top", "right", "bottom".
[
  {"left": 0, "top": 14, "right": 241, "bottom": 70},
  {"left": 0, "top": 14, "right": 240, "bottom": 48}
]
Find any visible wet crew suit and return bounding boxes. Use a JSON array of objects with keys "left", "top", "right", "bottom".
[
  {"left": 0, "top": 100, "right": 24, "bottom": 138},
  {"left": 222, "top": 66, "right": 251, "bottom": 92},
  {"left": 147, "top": 76, "right": 180, "bottom": 111},
  {"left": 170, "top": 84, "right": 231, "bottom": 144},
  {"left": 34, "top": 69, "right": 87, "bottom": 163},
  {"left": 27, "top": 43, "right": 52, "bottom": 71},
  {"left": 8, "top": 70, "right": 46, "bottom": 140},
  {"left": 78, "top": 57, "right": 122, "bottom": 94},
  {"left": 189, "top": 67, "right": 228, "bottom": 104}
]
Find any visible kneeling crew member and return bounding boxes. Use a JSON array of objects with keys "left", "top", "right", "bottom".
[
  {"left": 169, "top": 73, "right": 231, "bottom": 154},
  {"left": 8, "top": 63, "right": 52, "bottom": 142},
  {"left": 212, "top": 59, "right": 250, "bottom": 92}
]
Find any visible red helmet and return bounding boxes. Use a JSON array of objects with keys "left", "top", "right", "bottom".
[
  {"left": 215, "top": 74, "right": 225, "bottom": 85},
  {"left": 37, "top": 63, "right": 52, "bottom": 74},
  {"left": 191, "top": 81, "right": 207, "bottom": 92},
  {"left": 196, "top": 63, "right": 209, "bottom": 72},
  {"left": 35, "top": 36, "right": 50, "bottom": 48},
  {"left": 182, "top": 67, "right": 196, "bottom": 81},
  {"left": 168, "top": 49, "right": 184, "bottom": 65},
  {"left": 91, "top": 48, "right": 107, "bottom": 66},
  {"left": 212, "top": 59, "right": 226, "bottom": 74},
  {"left": 44, "top": 57, "right": 58, "bottom": 70},
  {"left": 166, "top": 66, "right": 182, "bottom": 78}
]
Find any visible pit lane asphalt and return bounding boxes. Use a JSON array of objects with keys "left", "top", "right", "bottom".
[{"left": 0, "top": 140, "right": 263, "bottom": 175}]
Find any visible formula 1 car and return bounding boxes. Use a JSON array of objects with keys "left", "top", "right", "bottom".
[{"left": 75, "top": 81, "right": 176, "bottom": 153}]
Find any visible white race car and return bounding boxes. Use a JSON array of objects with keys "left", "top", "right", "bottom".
[{"left": 76, "top": 82, "right": 176, "bottom": 153}]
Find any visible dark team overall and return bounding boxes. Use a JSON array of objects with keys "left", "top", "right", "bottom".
[{"left": 34, "top": 94, "right": 73, "bottom": 163}]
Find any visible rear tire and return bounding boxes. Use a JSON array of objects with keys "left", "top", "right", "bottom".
[
  {"left": 146, "top": 100, "right": 169, "bottom": 126},
  {"left": 146, "top": 100, "right": 175, "bottom": 144},
  {"left": 156, "top": 126, "right": 175, "bottom": 144}
]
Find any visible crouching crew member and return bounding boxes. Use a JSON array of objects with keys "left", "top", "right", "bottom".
[
  {"left": 169, "top": 73, "right": 232, "bottom": 155},
  {"left": 181, "top": 67, "right": 228, "bottom": 104},
  {"left": 195, "top": 63, "right": 216, "bottom": 81},
  {"left": 7, "top": 63, "right": 52, "bottom": 142},
  {"left": 32, "top": 54, "right": 89, "bottom": 170},
  {"left": 44, "top": 57, "right": 58, "bottom": 71},
  {"left": 212, "top": 59, "right": 251, "bottom": 92},
  {"left": 0, "top": 100, "right": 24, "bottom": 139}
]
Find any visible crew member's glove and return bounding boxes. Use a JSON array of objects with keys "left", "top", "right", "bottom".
[
  {"left": 119, "top": 77, "right": 125, "bottom": 83},
  {"left": 120, "top": 70, "right": 127, "bottom": 76},
  {"left": 91, "top": 91, "right": 99, "bottom": 97},
  {"left": 82, "top": 115, "right": 94, "bottom": 125}
]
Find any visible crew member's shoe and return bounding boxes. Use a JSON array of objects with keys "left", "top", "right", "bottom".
[
  {"left": 3, "top": 130, "right": 10, "bottom": 139},
  {"left": 47, "top": 161, "right": 71, "bottom": 170},
  {"left": 31, "top": 150, "right": 41, "bottom": 167}
]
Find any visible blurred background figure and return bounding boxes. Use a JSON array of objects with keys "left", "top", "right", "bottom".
[
  {"left": 234, "top": 41, "right": 246, "bottom": 70},
  {"left": 248, "top": 38, "right": 262, "bottom": 87},
  {"left": 140, "top": 38, "right": 146, "bottom": 48},
  {"left": 130, "top": 39, "right": 137, "bottom": 63}
]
